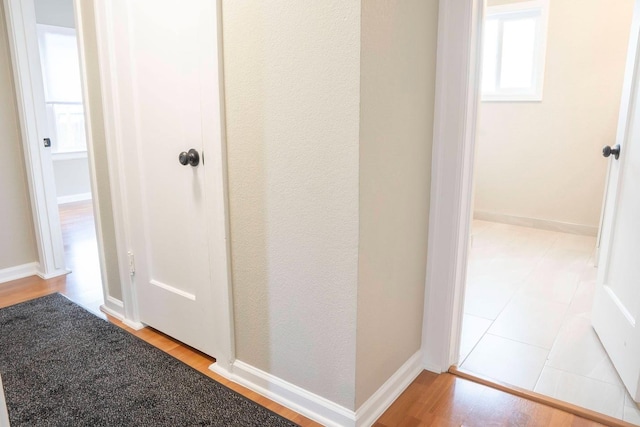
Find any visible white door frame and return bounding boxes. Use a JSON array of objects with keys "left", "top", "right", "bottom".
[
  {"left": 421, "top": 0, "right": 484, "bottom": 372},
  {"left": 4, "top": 0, "right": 68, "bottom": 279},
  {"left": 72, "top": 0, "right": 122, "bottom": 317},
  {"left": 4, "top": 0, "right": 118, "bottom": 309},
  {"left": 92, "top": 0, "right": 236, "bottom": 368}
]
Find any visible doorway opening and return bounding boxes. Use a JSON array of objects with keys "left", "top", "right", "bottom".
[
  {"left": 31, "top": 0, "right": 102, "bottom": 313},
  {"left": 458, "top": 0, "right": 639, "bottom": 423}
]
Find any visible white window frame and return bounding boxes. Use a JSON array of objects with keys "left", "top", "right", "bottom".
[{"left": 481, "top": 0, "right": 550, "bottom": 102}]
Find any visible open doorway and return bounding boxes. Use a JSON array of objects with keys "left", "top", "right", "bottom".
[
  {"left": 31, "top": 0, "right": 102, "bottom": 313},
  {"left": 458, "top": 0, "right": 639, "bottom": 423}
]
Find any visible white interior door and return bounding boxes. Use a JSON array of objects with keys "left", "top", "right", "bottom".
[
  {"left": 97, "top": 0, "right": 229, "bottom": 358},
  {"left": 593, "top": 0, "right": 640, "bottom": 403}
]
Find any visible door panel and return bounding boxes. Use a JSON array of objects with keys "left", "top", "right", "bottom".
[
  {"left": 593, "top": 0, "right": 640, "bottom": 402},
  {"left": 104, "top": 0, "right": 221, "bottom": 357}
]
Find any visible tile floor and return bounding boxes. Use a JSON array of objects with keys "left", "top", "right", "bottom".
[{"left": 460, "top": 220, "right": 640, "bottom": 425}]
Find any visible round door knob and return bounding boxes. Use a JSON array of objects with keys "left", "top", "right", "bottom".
[
  {"left": 178, "top": 149, "right": 200, "bottom": 167},
  {"left": 603, "top": 144, "right": 621, "bottom": 160},
  {"left": 178, "top": 151, "right": 189, "bottom": 165}
]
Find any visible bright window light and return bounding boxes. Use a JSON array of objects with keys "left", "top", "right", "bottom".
[
  {"left": 37, "top": 24, "right": 87, "bottom": 154},
  {"left": 482, "top": 20, "right": 499, "bottom": 93},
  {"left": 481, "top": 0, "right": 549, "bottom": 101}
]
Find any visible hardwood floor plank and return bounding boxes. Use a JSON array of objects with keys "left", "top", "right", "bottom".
[
  {"left": 374, "top": 371, "right": 606, "bottom": 427},
  {"left": 0, "top": 200, "right": 612, "bottom": 427}
]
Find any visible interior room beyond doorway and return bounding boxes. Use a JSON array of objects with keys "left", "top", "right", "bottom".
[
  {"left": 459, "top": 0, "right": 638, "bottom": 424},
  {"left": 459, "top": 221, "right": 640, "bottom": 424}
]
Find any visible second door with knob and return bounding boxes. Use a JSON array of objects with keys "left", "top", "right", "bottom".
[{"left": 97, "top": 0, "right": 227, "bottom": 357}]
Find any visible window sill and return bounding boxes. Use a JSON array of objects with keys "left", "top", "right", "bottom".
[
  {"left": 482, "top": 97, "right": 543, "bottom": 103},
  {"left": 52, "top": 151, "right": 88, "bottom": 161},
  {"left": 482, "top": 93, "right": 543, "bottom": 102}
]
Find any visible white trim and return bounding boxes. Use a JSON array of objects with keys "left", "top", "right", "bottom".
[
  {"left": 204, "top": 0, "right": 236, "bottom": 370},
  {"left": 99, "top": 299, "right": 144, "bottom": 330},
  {"left": 99, "top": 296, "right": 125, "bottom": 319},
  {"left": 474, "top": 211, "right": 599, "bottom": 236},
  {"left": 52, "top": 150, "right": 87, "bottom": 161},
  {"left": 36, "top": 22, "right": 75, "bottom": 36},
  {"left": 210, "top": 361, "right": 356, "bottom": 427},
  {"left": 121, "top": 319, "right": 145, "bottom": 331},
  {"left": 0, "top": 262, "right": 38, "bottom": 284},
  {"left": 57, "top": 192, "right": 92, "bottom": 205},
  {"left": 36, "top": 265, "right": 69, "bottom": 280},
  {"left": 421, "top": 0, "right": 484, "bottom": 373},
  {"left": 211, "top": 351, "right": 423, "bottom": 427},
  {"left": 92, "top": 1, "right": 141, "bottom": 326},
  {"left": 0, "top": 374, "right": 9, "bottom": 427},
  {"left": 355, "top": 351, "right": 424, "bottom": 427},
  {"left": 4, "top": 0, "right": 67, "bottom": 279}
]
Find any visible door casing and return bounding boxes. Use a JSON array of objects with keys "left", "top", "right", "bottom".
[
  {"left": 4, "top": 0, "right": 68, "bottom": 280},
  {"left": 421, "top": 0, "right": 484, "bottom": 372}
]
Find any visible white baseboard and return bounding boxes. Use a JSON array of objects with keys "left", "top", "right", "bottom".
[
  {"left": 474, "top": 211, "right": 598, "bottom": 236},
  {"left": 36, "top": 268, "right": 70, "bottom": 280},
  {"left": 423, "top": 361, "right": 446, "bottom": 375},
  {"left": 123, "top": 319, "right": 145, "bottom": 330},
  {"left": 210, "top": 351, "right": 424, "bottom": 427},
  {"left": 0, "top": 262, "right": 38, "bottom": 284},
  {"left": 57, "top": 192, "right": 92, "bottom": 205},
  {"left": 210, "top": 360, "right": 355, "bottom": 427},
  {"left": 355, "top": 351, "right": 424, "bottom": 426},
  {"left": 100, "top": 301, "right": 144, "bottom": 330},
  {"left": 0, "top": 374, "right": 10, "bottom": 427},
  {"left": 100, "top": 296, "right": 125, "bottom": 320}
]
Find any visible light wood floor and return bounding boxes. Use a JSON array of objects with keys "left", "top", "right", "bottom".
[{"left": 0, "top": 201, "right": 605, "bottom": 426}]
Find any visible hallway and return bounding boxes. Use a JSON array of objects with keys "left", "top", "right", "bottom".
[
  {"left": 0, "top": 209, "right": 609, "bottom": 426},
  {"left": 58, "top": 200, "right": 103, "bottom": 314},
  {"left": 0, "top": 201, "right": 102, "bottom": 315}
]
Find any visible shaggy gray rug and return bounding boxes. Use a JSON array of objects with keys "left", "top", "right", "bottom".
[{"left": 0, "top": 294, "right": 298, "bottom": 427}]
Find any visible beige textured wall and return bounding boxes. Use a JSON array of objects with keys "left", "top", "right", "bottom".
[
  {"left": 475, "top": 0, "right": 634, "bottom": 229},
  {"left": 0, "top": 2, "right": 38, "bottom": 271},
  {"left": 356, "top": 0, "right": 438, "bottom": 407},
  {"left": 222, "top": 1, "right": 361, "bottom": 408},
  {"left": 76, "top": 0, "right": 122, "bottom": 301}
]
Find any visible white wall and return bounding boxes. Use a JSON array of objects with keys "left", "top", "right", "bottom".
[
  {"left": 0, "top": 2, "right": 38, "bottom": 271},
  {"left": 52, "top": 157, "right": 91, "bottom": 200},
  {"left": 474, "top": 0, "right": 634, "bottom": 231},
  {"left": 222, "top": 1, "right": 361, "bottom": 409},
  {"left": 356, "top": 0, "right": 437, "bottom": 407},
  {"left": 34, "top": 0, "right": 74, "bottom": 28}
]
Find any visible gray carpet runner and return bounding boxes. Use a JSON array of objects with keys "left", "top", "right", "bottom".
[{"left": 0, "top": 294, "right": 298, "bottom": 426}]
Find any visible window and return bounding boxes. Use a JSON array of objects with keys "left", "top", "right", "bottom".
[
  {"left": 37, "top": 24, "right": 87, "bottom": 155},
  {"left": 481, "top": 0, "right": 549, "bottom": 101}
]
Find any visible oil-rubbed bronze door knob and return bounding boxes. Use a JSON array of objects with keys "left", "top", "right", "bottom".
[
  {"left": 178, "top": 149, "right": 200, "bottom": 166},
  {"left": 603, "top": 144, "right": 621, "bottom": 160}
]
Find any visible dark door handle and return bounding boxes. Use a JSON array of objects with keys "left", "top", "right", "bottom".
[
  {"left": 603, "top": 144, "right": 621, "bottom": 160},
  {"left": 178, "top": 148, "right": 200, "bottom": 167}
]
